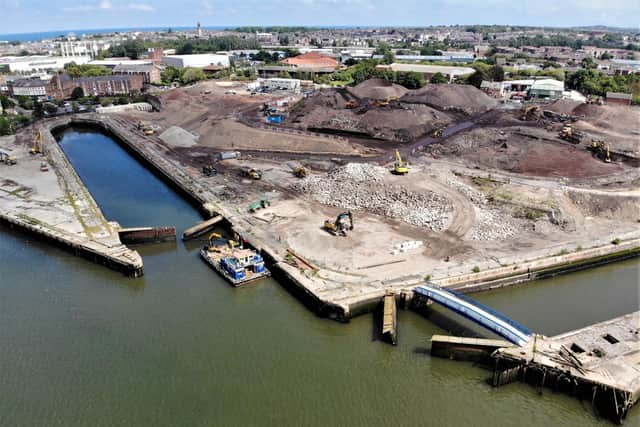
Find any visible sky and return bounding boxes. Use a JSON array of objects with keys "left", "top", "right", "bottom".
[{"left": 1, "top": 0, "right": 638, "bottom": 34}]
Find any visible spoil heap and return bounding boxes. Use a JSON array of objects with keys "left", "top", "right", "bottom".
[
  {"left": 293, "top": 164, "right": 453, "bottom": 231},
  {"left": 401, "top": 84, "right": 497, "bottom": 114},
  {"left": 347, "top": 78, "right": 409, "bottom": 100}
]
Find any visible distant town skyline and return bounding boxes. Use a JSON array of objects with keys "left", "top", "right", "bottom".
[{"left": 2, "top": 0, "right": 638, "bottom": 35}]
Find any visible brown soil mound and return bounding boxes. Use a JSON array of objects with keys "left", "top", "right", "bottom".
[
  {"left": 573, "top": 104, "right": 639, "bottom": 131},
  {"left": 347, "top": 78, "right": 409, "bottom": 100},
  {"left": 293, "top": 103, "right": 451, "bottom": 142},
  {"left": 401, "top": 84, "right": 498, "bottom": 114},
  {"left": 430, "top": 126, "right": 623, "bottom": 178},
  {"left": 545, "top": 99, "right": 583, "bottom": 115}
]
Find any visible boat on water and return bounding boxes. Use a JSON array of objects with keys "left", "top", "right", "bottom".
[{"left": 200, "top": 242, "right": 270, "bottom": 286}]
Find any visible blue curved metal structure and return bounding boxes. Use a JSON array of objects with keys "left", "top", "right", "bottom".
[{"left": 414, "top": 284, "right": 532, "bottom": 346}]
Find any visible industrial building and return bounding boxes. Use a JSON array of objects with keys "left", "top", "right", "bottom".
[
  {"left": 113, "top": 63, "right": 162, "bottom": 84},
  {"left": 527, "top": 79, "right": 565, "bottom": 100},
  {"left": 52, "top": 73, "right": 144, "bottom": 98},
  {"left": 255, "top": 78, "right": 301, "bottom": 93},
  {"left": 606, "top": 92, "right": 633, "bottom": 106},
  {"left": 9, "top": 77, "right": 56, "bottom": 98},
  {"left": 0, "top": 55, "right": 90, "bottom": 73},
  {"left": 161, "top": 54, "right": 230, "bottom": 69},
  {"left": 376, "top": 63, "right": 475, "bottom": 82}
]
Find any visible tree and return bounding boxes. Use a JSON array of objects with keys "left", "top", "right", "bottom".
[
  {"left": 382, "top": 50, "right": 395, "bottom": 65},
  {"left": 487, "top": 65, "right": 505, "bottom": 82},
  {"left": 71, "top": 102, "right": 80, "bottom": 113},
  {"left": 600, "top": 52, "right": 612, "bottom": 60},
  {"left": 44, "top": 103, "right": 58, "bottom": 114},
  {"left": 430, "top": 72, "right": 448, "bottom": 84},
  {"left": 32, "top": 100, "right": 44, "bottom": 119},
  {"left": 467, "top": 70, "right": 485, "bottom": 88},
  {"left": 161, "top": 66, "right": 182, "bottom": 84},
  {"left": 71, "top": 87, "right": 84, "bottom": 100},
  {"left": 181, "top": 68, "right": 206, "bottom": 84},
  {"left": 0, "top": 95, "right": 15, "bottom": 110},
  {"left": 581, "top": 57, "right": 596, "bottom": 69},
  {"left": 0, "top": 116, "right": 13, "bottom": 136}
]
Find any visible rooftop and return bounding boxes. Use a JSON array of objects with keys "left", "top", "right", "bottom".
[{"left": 280, "top": 52, "right": 338, "bottom": 68}]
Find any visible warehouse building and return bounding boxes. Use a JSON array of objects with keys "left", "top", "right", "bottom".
[
  {"left": 0, "top": 55, "right": 90, "bottom": 73},
  {"left": 376, "top": 63, "right": 475, "bottom": 82},
  {"left": 527, "top": 79, "right": 564, "bottom": 100},
  {"left": 606, "top": 92, "right": 632, "bottom": 106},
  {"left": 52, "top": 73, "right": 144, "bottom": 98},
  {"left": 10, "top": 77, "right": 56, "bottom": 99},
  {"left": 161, "top": 54, "right": 230, "bottom": 68},
  {"left": 113, "top": 63, "right": 162, "bottom": 84}
]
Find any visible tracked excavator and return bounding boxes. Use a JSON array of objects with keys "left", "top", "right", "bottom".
[
  {"left": 30, "top": 129, "right": 44, "bottom": 155},
  {"left": 589, "top": 140, "right": 612, "bottom": 163},
  {"left": 559, "top": 124, "right": 584, "bottom": 144},
  {"left": 392, "top": 150, "right": 409, "bottom": 175},
  {"left": 324, "top": 211, "right": 354, "bottom": 236}
]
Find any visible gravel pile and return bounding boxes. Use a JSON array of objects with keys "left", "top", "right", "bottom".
[
  {"left": 159, "top": 126, "right": 199, "bottom": 147},
  {"left": 293, "top": 164, "right": 452, "bottom": 231},
  {"left": 468, "top": 207, "right": 521, "bottom": 241}
]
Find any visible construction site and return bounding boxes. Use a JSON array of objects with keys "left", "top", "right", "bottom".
[{"left": 1, "top": 78, "right": 639, "bottom": 317}]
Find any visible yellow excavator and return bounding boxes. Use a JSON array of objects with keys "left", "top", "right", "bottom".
[
  {"left": 392, "top": 150, "right": 409, "bottom": 175},
  {"left": 30, "top": 129, "right": 43, "bottom": 155},
  {"left": 324, "top": 211, "right": 354, "bottom": 237},
  {"left": 207, "top": 232, "right": 238, "bottom": 251},
  {"left": 589, "top": 140, "right": 611, "bottom": 163},
  {"left": 559, "top": 124, "right": 583, "bottom": 144},
  {"left": 432, "top": 128, "right": 443, "bottom": 138}
]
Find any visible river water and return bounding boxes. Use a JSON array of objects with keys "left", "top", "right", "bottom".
[{"left": 1, "top": 128, "right": 638, "bottom": 426}]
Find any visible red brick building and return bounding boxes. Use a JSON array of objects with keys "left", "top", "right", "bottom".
[{"left": 52, "top": 73, "right": 144, "bottom": 98}]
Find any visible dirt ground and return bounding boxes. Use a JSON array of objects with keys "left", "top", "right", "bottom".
[{"left": 116, "top": 79, "right": 639, "bottom": 291}]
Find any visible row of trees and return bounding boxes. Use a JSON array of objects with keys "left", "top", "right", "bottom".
[
  {"left": 566, "top": 69, "right": 639, "bottom": 102},
  {"left": 329, "top": 59, "right": 426, "bottom": 89},
  {"left": 161, "top": 66, "right": 207, "bottom": 85},
  {"left": 63, "top": 63, "right": 111, "bottom": 78}
]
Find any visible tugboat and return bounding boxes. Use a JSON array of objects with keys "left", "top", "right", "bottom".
[{"left": 200, "top": 233, "right": 270, "bottom": 286}]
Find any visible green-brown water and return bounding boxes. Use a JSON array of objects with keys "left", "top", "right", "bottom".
[{"left": 1, "top": 129, "right": 638, "bottom": 426}]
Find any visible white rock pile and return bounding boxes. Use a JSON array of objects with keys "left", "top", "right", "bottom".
[{"left": 293, "top": 163, "right": 452, "bottom": 231}]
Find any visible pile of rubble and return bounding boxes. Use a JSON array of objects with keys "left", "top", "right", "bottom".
[
  {"left": 467, "top": 207, "right": 521, "bottom": 241},
  {"left": 293, "top": 164, "right": 452, "bottom": 231},
  {"left": 441, "top": 171, "right": 525, "bottom": 241}
]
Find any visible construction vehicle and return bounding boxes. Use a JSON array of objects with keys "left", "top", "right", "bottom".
[
  {"left": 432, "top": 128, "right": 443, "bottom": 138},
  {"left": 0, "top": 150, "right": 17, "bottom": 165},
  {"left": 30, "top": 129, "right": 43, "bottom": 155},
  {"left": 143, "top": 128, "right": 154, "bottom": 136},
  {"left": 559, "top": 124, "right": 584, "bottom": 144},
  {"left": 392, "top": 150, "right": 409, "bottom": 175},
  {"left": 40, "top": 161, "right": 49, "bottom": 172},
  {"left": 375, "top": 96, "right": 397, "bottom": 107},
  {"left": 202, "top": 165, "right": 218, "bottom": 177},
  {"left": 292, "top": 166, "right": 307, "bottom": 178},
  {"left": 241, "top": 166, "right": 262, "bottom": 180},
  {"left": 137, "top": 122, "right": 154, "bottom": 135},
  {"left": 248, "top": 198, "right": 270, "bottom": 213},
  {"left": 207, "top": 232, "right": 239, "bottom": 250},
  {"left": 520, "top": 105, "right": 540, "bottom": 120},
  {"left": 345, "top": 100, "right": 359, "bottom": 109},
  {"left": 589, "top": 140, "right": 612, "bottom": 163},
  {"left": 324, "top": 211, "right": 354, "bottom": 237}
]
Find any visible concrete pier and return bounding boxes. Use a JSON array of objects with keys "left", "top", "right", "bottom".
[
  {"left": 492, "top": 312, "right": 640, "bottom": 424},
  {"left": 28, "top": 114, "right": 639, "bottom": 317},
  {"left": 430, "top": 335, "right": 511, "bottom": 361},
  {"left": 182, "top": 215, "right": 224, "bottom": 240},
  {"left": 0, "top": 126, "right": 143, "bottom": 277},
  {"left": 381, "top": 292, "right": 397, "bottom": 345}
]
